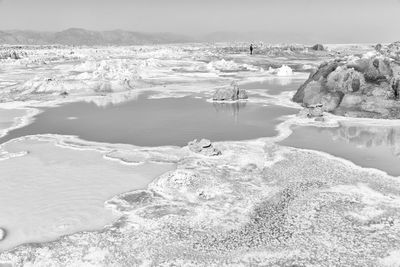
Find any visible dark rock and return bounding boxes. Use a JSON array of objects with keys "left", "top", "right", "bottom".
[
  {"left": 373, "top": 58, "right": 380, "bottom": 68},
  {"left": 311, "top": 44, "right": 324, "bottom": 51},
  {"left": 380, "top": 41, "right": 400, "bottom": 61},
  {"left": 213, "top": 81, "right": 248, "bottom": 101},
  {"left": 351, "top": 78, "right": 361, "bottom": 92},
  {"left": 293, "top": 50, "right": 400, "bottom": 119},
  {"left": 293, "top": 61, "right": 342, "bottom": 103},
  {"left": 365, "top": 58, "right": 392, "bottom": 83},
  {"left": 11, "top": 51, "right": 20, "bottom": 59},
  {"left": 300, "top": 104, "right": 324, "bottom": 118},
  {"left": 392, "top": 78, "right": 400, "bottom": 99},
  {"left": 188, "top": 139, "right": 221, "bottom": 156}
]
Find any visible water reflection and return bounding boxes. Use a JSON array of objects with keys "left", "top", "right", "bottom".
[
  {"left": 212, "top": 101, "right": 247, "bottom": 120},
  {"left": 1, "top": 96, "right": 297, "bottom": 147},
  {"left": 281, "top": 122, "right": 400, "bottom": 176},
  {"left": 84, "top": 90, "right": 140, "bottom": 108},
  {"left": 330, "top": 124, "right": 400, "bottom": 157}
]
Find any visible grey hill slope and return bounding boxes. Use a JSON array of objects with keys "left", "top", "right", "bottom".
[{"left": 0, "top": 28, "right": 194, "bottom": 46}]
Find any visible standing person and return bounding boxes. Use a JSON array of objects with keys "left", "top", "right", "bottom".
[{"left": 250, "top": 44, "right": 253, "bottom": 55}]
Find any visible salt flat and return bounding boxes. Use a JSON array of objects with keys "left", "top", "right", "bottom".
[{"left": 1, "top": 43, "right": 400, "bottom": 266}]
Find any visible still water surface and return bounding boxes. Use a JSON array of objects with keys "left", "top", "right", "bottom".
[
  {"left": 281, "top": 124, "right": 400, "bottom": 176},
  {"left": 0, "top": 94, "right": 298, "bottom": 146}
]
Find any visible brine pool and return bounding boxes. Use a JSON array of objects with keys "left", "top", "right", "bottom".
[
  {"left": 1, "top": 78, "right": 400, "bottom": 252},
  {"left": 0, "top": 92, "right": 298, "bottom": 147},
  {"left": 0, "top": 83, "right": 301, "bottom": 252},
  {"left": 281, "top": 122, "right": 400, "bottom": 177}
]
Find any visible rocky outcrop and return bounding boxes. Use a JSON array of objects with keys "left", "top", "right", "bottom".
[
  {"left": 311, "top": 44, "right": 324, "bottom": 51},
  {"left": 376, "top": 41, "right": 400, "bottom": 64},
  {"left": 213, "top": 82, "right": 248, "bottom": 101},
  {"left": 293, "top": 43, "right": 400, "bottom": 119},
  {"left": 188, "top": 139, "right": 221, "bottom": 156},
  {"left": 0, "top": 50, "right": 26, "bottom": 60},
  {"left": 375, "top": 43, "right": 383, "bottom": 52},
  {"left": 299, "top": 104, "right": 324, "bottom": 118}
]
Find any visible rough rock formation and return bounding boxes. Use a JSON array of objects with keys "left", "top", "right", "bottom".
[
  {"left": 299, "top": 104, "right": 324, "bottom": 118},
  {"left": 375, "top": 43, "right": 383, "bottom": 52},
  {"left": 188, "top": 139, "right": 221, "bottom": 156},
  {"left": 293, "top": 43, "right": 400, "bottom": 119},
  {"left": 380, "top": 41, "right": 400, "bottom": 62},
  {"left": 213, "top": 81, "right": 248, "bottom": 101},
  {"left": 0, "top": 50, "right": 26, "bottom": 60},
  {"left": 311, "top": 44, "right": 324, "bottom": 51}
]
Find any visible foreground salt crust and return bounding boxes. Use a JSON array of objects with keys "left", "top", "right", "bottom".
[
  {"left": 0, "top": 135, "right": 176, "bottom": 252},
  {"left": 1, "top": 135, "right": 400, "bottom": 266}
]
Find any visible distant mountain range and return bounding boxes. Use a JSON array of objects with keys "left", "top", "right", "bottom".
[
  {"left": 0, "top": 28, "right": 196, "bottom": 45},
  {"left": 0, "top": 28, "right": 333, "bottom": 45}
]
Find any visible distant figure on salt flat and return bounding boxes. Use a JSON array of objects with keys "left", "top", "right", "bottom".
[{"left": 250, "top": 44, "right": 254, "bottom": 55}]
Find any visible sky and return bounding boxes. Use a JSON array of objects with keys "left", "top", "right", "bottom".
[{"left": 0, "top": 0, "right": 399, "bottom": 43}]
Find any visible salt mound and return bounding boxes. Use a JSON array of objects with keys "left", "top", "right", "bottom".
[
  {"left": 188, "top": 139, "right": 221, "bottom": 156},
  {"left": 207, "top": 59, "right": 257, "bottom": 72},
  {"left": 276, "top": 65, "right": 293, "bottom": 76},
  {"left": 268, "top": 65, "right": 294, "bottom": 76}
]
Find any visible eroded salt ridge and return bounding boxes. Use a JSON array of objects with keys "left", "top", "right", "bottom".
[{"left": 0, "top": 43, "right": 327, "bottom": 105}]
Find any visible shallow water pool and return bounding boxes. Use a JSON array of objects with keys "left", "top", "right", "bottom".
[
  {"left": 281, "top": 123, "right": 400, "bottom": 177},
  {"left": 0, "top": 137, "right": 174, "bottom": 251},
  {"left": 1, "top": 94, "right": 298, "bottom": 146}
]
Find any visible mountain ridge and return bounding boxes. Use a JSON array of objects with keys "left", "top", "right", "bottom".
[{"left": 0, "top": 28, "right": 196, "bottom": 45}]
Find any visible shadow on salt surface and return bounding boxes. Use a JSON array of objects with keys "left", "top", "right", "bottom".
[
  {"left": 0, "top": 94, "right": 298, "bottom": 147},
  {"left": 281, "top": 123, "right": 400, "bottom": 177},
  {"left": 0, "top": 136, "right": 174, "bottom": 252}
]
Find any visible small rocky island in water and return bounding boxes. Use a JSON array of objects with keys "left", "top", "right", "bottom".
[{"left": 293, "top": 42, "right": 400, "bottom": 119}]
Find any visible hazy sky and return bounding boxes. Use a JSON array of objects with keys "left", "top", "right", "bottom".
[{"left": 0, "top": 0, "right": 399, "bottom": 43}]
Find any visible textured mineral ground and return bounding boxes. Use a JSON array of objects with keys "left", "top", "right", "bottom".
[
  {"left": 0, "top": 43, "right": 399, "bottom": 267},
  {"left": 1, "top": 139, "right": 400, "bottom": 266}
]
